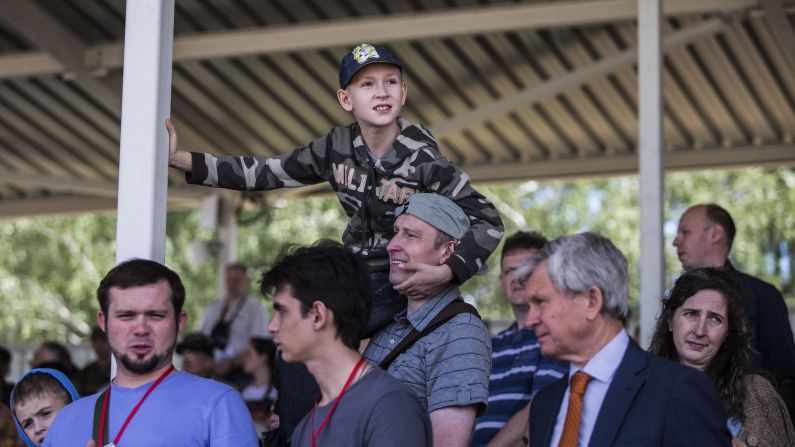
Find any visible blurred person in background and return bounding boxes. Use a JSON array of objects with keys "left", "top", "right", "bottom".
[
  {"left": 77, "top": 327, "right": 110, "bottom": 395},
  {"left": 176, "top": 332, "right": 217, "bottom": 379},
  {"left": 240, "top": 337, "right": 277, "bottom": 433},
  {"left": 0, "top": 403, "right": 24, "bottom": 447},
  {"left": 28, "top": 343, "right": 76, "bottom": 382},
  {"left": 0, "top": 347, "right": 14, "bottom": 406},
  {"left": 200, "top": 263, "right": 270, "bottom": 383}
]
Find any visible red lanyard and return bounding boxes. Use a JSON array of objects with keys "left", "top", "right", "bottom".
[
  {"left": 310, "top": 357, "right": 366, "bottom": 447},
  {"left": 98, "top": 365, "right": 175, "bottom": 446}
]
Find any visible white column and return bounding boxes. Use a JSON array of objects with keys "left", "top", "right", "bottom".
[
  {"left": 115, "top": 0, "right": 175, "bottom": 264},
  {"left": 638, "top": 0, "right": 664, "bottom": 347}
]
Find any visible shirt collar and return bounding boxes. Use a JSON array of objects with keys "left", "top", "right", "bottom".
[
  {"left": 403, "top": 285, "right": 461, "bottom": 331},
  {"left": 569, "top": 329, "right": 629, "bottom": 384}
]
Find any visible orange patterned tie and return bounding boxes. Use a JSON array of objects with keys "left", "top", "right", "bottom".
[{"left": 557, "top": 371, "right": 592, "bottom": 447}]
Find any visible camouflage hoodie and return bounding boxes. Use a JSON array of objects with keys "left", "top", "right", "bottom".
[{"left": 186, "top": 118, "right": 504, "bottom": 283}]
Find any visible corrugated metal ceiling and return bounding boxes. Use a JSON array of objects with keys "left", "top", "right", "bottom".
[{"left": 0, "top": 0, "right": 793, "bottom": 217}]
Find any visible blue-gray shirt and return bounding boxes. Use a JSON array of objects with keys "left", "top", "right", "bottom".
[
  {"left": 291, "top": 367, "right": 432, "bottom": 446},
  {"left": 363, "top": 286, "right": 491, "bottom": 413},
  {"left": 43, "top": 371, "right": 258, "bottom": 446}
]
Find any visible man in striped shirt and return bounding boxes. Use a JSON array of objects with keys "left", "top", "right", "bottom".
[
  {"left": 472, "top": 232, "right": 568, "bottom": 447},
  {"left": 363, "top": 193, "right": 492, "bottom": 447}
]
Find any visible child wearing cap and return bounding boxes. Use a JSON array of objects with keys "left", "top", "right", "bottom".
[
  {"left": 10, "top": 369, "right": 80, "bottom": 447},
  {"left": 167, "top": 43, "right": 503, "bottom": 337}
]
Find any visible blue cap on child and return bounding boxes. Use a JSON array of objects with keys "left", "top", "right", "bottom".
[{"left": 338, "top": 43, "right": 403, "bottom": 89}]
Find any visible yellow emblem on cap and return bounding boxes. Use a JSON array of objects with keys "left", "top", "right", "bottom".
[{"left": 353, "top": 44, "right": 380, "bottom": 64}]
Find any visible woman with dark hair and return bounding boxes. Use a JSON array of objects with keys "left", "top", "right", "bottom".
[
  {"left": 650, "top": 267, "right": 795, "bottom": 446},
  {"left": 241, "top": 337, "right": 277, "bottom": 433}
]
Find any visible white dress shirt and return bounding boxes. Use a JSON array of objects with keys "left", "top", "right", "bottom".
[{"left": 549, "top": 329, "right": 630, "bottom": 447}]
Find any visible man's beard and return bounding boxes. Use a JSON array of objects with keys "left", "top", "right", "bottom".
[
  {"left": 118, "top": 350, "right": 169, "bottom": 375},
  {"left": 111, "top": 336, "right": 177, "bottom": 376}
]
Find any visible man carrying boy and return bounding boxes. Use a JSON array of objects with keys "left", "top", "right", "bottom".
[
  {"left": 263, "top": 241, "right": 431, "bottom": 446},
  {"left": 167, "top": 43, "right": 503, "bottom": 336},
  {"left": 10, "top": 368, "right": 79, "bottom": 447},
  {"left": 363, "top": 193, "right": 492, "bottom": 447},
  {"left": 42, "top": 259, "right": 258, "bottom": 446}
]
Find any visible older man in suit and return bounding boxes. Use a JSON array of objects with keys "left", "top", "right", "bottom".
[{"left": 524, "top": 232, "right": 730, "bottom": 446}]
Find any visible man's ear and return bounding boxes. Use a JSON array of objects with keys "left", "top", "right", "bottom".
[
  {"left": 311, "top": 301, "right": 330, "bottom": 330},
  {"left": 97, "top": 311, "right": 106, "bottom": 331},
  {"left": 709, "top": 224, "right": 725, "bottom": 245},
  {"left": 178, "top": 311, "right": 188, "bottom": 334},
  {"left": 439, "top": 240, "right": 456, "bottom": 265},
  {"left": 584, "top": 286, "right": 604, "bottom": 320},
  {"left": 337, "top": 89, "right": 353, "bottom": 112}
]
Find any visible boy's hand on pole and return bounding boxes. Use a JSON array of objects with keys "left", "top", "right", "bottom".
[{"left": 165, "top": 117, "right": 192, "bottom": 172}]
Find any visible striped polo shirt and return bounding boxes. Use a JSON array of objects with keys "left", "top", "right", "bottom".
[
  {"left": 363, "top": 285, "right": 492, "bottom": 413},
  {"left": 471, "top": 323, "right": 568, "bottom": 446}
]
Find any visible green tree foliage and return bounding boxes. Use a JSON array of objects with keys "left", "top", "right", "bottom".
[
  {"left": 235, "top": 196, "right": 349, "bottom": 272},
  {"left": 0, "top": 168, "right": 792, "bottom": 344},
  {"left": 0, "top": 215, "right": 116, "bottom": 344}
]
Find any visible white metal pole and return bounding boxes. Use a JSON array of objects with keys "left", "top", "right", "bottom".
[
  {"left": 638, "top": 0, "right": 664, "bottom": 347},
  {"left": 113, "top": 0, "right": 175, "bottom": 378},
  {"left": 115, "top": 0, "right": 175, "bottom": 264}
]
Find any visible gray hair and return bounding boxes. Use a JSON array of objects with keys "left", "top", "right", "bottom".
[
  {"left": 535, "top": 232, "right": 628, "bottom": 320},
  {"left": 512, "top": 253, "right": 544, "bottom": 285}
]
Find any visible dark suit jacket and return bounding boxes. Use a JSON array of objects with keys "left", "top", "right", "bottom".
[
  {"left": 529, "top": 341, "right": 731, "bottom": 446},
  {"left": 726, "top": 261, "right": 795, "bottom": 375}
]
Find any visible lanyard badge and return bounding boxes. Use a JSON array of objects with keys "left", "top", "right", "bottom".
[
  {"left": 96, "top": 365, "right": 175, "bottom": 447},
  {"left": 310, "top": 357, "right": 366, "bottom": 447}
]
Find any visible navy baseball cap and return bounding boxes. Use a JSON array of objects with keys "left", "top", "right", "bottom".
[{"left": 338, "top": 43, "right": 403, "bottom": 89}]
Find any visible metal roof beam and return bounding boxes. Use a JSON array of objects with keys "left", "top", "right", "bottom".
[
  {"left": 0, "top": 170, "right": 330, "bottom": 204},
  {"left": 0, "top": 0, "right": 121, "bottom": 109},
  {"left": 0, "top": 196, "right": 119, "bottom": 219},
  {"left": 0, "top": 52, "right": 64, "bottom": 78},
  {"left": 760, "top": 0, "right": 795, "bottom": 76},
  {"left": 465, "top": 144, "right": 795, "bottom": 183},
  {"left": 0, "top": 0, "right": 220, "bottom": 182},
  {"left": 0, "top": 0, "right": 755, "bottom": 79},
  {"left": 0, "top": 195, "right": 200, "bottom": 219},
  {"left": 431, "top": 18, "right": 725, "bottom": 138},
  {"left": 0, "top": 172, "right": 206, "bottom": 201}
]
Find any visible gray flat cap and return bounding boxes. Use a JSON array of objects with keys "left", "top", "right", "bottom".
[{"left": 395, "top": 193, "right": 469, "bottom": 240}]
